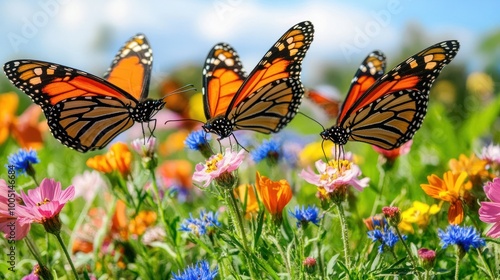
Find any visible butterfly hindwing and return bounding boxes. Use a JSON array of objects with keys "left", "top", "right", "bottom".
[
  {"left": 103, "top": 33, "right": 153, "bottom": 101},
  {"left": 49, "top": 96, "right": 135, "bottom": 152},
  {"left": 202, "top": 43, "right": 246, "bottom": 120}
]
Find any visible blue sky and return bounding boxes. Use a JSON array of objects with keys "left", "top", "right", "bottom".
[{"left": 0, "top": 0, "right": 498, "bottom": 86}]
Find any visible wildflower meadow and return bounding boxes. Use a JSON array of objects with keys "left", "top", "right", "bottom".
[{"left": 1, "top": 2, "right": 500, "bottom": 280}]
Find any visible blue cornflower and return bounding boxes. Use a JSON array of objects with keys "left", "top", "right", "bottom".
[
  {"left": 289, "top": 205, "right": 322, "bottom": 227},
  {"left": 438, "top": 225, "right": 485, "bottom": 253},
  {"left": 185, "top": 129, "right": 212, "bottom": 158},
  {"left": 172, "top": 260, "right": 218, "bottom": 280},
  {"left": 180, "top": 210, "right": 221, "bottom": 236},
  {"left": 367, "top": 223, "right": 404, "bottom": 253},
  {"left": 251, "top": 139, "right": 281, "bottom": 163},
  {"left": 185, "top": 130, "right": 210, "bottom": 149},
  {"left": 7, "top": 149, "right": 39, "bottom": 175}
]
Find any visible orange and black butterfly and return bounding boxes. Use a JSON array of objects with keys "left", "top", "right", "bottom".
[
  {"left": 3, "top": 34, "right": 164, "bottom": 152},
  {"left": 321, "top": 40, "right": 459, "bottom": 154},
  {"left": 202, "top": 21, "right": 314, "bottom": 140}
]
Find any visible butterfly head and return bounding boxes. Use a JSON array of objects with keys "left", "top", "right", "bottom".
[
  {"left": 203, "top": 116, "right": 233, "bottom": 139},
  {"left": 134, "top": 99, "right": 165, "bottom": 122},
  {"left": 320, "top": 126, "right": 349, "bottom": 146}
]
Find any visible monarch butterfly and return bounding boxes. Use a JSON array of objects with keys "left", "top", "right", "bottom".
[
  {"left": 321, "top": 40, "right": 460, "bottom": 156},
  {"left": 3, "top": 33, "right": 164, "bottom": 153},
  {"left": 305, "top": 86, "right": 341, "bottom": 119},
  {"left": 202, "top": 21, "right": 314, "bottom": 141}
]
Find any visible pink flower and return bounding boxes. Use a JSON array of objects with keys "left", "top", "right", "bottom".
[
  {"left": 480, "top": 143, "right": 500, "bottom": 165},
  {"left": 131, "top": 137, "right": 157, "bottom": 158},
  {"left": 192, "top": 148, "right": 246, "bottom": 188},
  {"left": 300, "top": 159, "right": 369, "bottom": 192},
  {"left": 0, "top": 179, "right": 31, "bottom": 240},
  {"left": 72, "top": 170, "right": 106, "bottom": 202},
  {"left": 17, "top": 178, "right": 75, "bottom": 234},
  {"left": 372, "top": 140, "right": 413, "bottom": 163},
  {"left": 479, "top": 178, "right": 500, "bottom": 237}
]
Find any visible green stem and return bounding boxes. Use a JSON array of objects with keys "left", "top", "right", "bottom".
[
  {"left": 476, "top": 248, "right": 495, "bottom": 279},
  {"left": 55, "top": 232, "right": 80, "bottom": 280},
  {"left": 394, "top": 226, "right": 419, "bottom": 272},
  {"left": 25, "top": 236, "right": 44, "bottom": 267},
  {"left": 335, "top": 202, "right": 351, "bottom": 271},
  {"left": 149, "top": 169, "right": 185, "bottom": 268},
  {"left": 224, "top": 185, "right": 258, "bottom": 279},
  {"left": 94, "top": 196, "right": 117, "bottom": 262},
  {"left": 316, "top": 213, "right": 327, "bottom": 280},
  {"left": 455, "top": 246, "right": 461, "bottom": 280},
  {"left": 269, "top": 235, "right": 291, "bottom": 276}
]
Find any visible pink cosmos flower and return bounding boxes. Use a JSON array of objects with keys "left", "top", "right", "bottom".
[
  {"left": 192, "top": 148, "right": 246, "bottom": 188},
  {"left": 300, "top": 159, "right": 369, "bottom": 192},
  {"left": 480, "top": 143, "right": 500, "bottom": 165},
  {"left": 17, "top": 178, "right": 75, "bottom": 234},
  {"left": 72, "top": 170, "right": 106, "bottom": 202},
  {"left": 479, "top": 178, "right": 500, "bottom": 237},
  {"left": 0, "top": 179, "right": 31, "bottom": 240}
]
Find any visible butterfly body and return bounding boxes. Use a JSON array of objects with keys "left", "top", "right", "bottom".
[
  {"left": 322, "top": 40, "right": 459, "bottom": 151},
  {"left": 4, "top": 34, "right": 162, "bottom": 152},
  {"left": 202, "top": 21, "right": 314, "bottom": 141}
]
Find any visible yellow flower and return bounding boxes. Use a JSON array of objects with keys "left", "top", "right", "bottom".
[
  {"left": 298, "top": 141, "right": 333, "bottom": 167},
  {"left": 466, "top": 72, "right": 493, "bottom": 100},
  {"left": 398, "top": 201, "right": 441, "bottom": 233},
  {"left": 420, "top": 171, "right": 468, "bottom": 224},
  {"left": 255, "top": 172, "right": 292, "bottom": 218},
  {"left": 449, "top": 154, "right": 490, "bottom": 188},
  {"left": 87, "top": 142, "right": 132, "bottom": 177},
  {"left": 234, "top": 184, "right": 260, "bottom": 219}
]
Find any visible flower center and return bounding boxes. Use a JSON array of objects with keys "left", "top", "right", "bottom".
[
  {"left": 36, "top": 198, "right": 51, "bottom": 206},
  {"left": 205, "top": 154, "right": 223, "bottom": 173}
]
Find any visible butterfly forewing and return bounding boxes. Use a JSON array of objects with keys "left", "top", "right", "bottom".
[
  {"left": 202, "top": 43, "right": 246, "bottom": 120},
  {"left": 3, "top": 34, "right": 161, "bottom": 152},
  {"left": 202, "top": 21, "right": 314, "bottom": 139},
  {"left": 338, "top": 51, "right": 386, "bottom": 122},
  {"left": 329, "top": 40, "right": 459, "bottom": 150},
  {"left": 339, "top": 40, "right": 459, "bottom": 125},
  {"left": 103, "top": 33, "right": 153, "bottom": 101}
]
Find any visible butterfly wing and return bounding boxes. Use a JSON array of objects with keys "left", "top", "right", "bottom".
[
  {"left": 305, "top": 88, "right": 341, "bottom": 118},
  {"left": 202, "top": 43, "right": 247, "bottom": 121},
  {"left": 3, "top": 60, "right": 140, "bottom": 152},
  {"left": 339, "top": 40, "right": 460, "bottom": 149},
  {"left": 103, "top": 33, "right": 153, "bottom": 101},
  {"left": 228, "top": 21, "right": 314, "bottom": 133},
  {"left": 48, "top": 96, "right": 135, "bottom": 152},
  {"left": 337, "top": 51, "right": 386, "bottom": 122}
]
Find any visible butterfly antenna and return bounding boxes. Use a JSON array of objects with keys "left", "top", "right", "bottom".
[
  {"left": 297, "top": 112, "right": 326, "bottom": 130},
  {"left": 164, "top": 118, "right": 204, "bottom": 125},
  {"left": 321, "top": 139, "right": 328, "bottom": 162},
  {"left": 161, "top": 84, "right": 197, "bottom": 100}
]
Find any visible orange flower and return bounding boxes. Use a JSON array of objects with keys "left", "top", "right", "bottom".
[
  {"left": 129, "top": 210, "right": 157, "bottom": 236},
  {"left": 420, "top": 171, "right": 468, "bottom": 224},
  {"left": 158, "top": 160, "right": 193, "bottom": 188},
  {"left": 234, "top": 184, "right": 260, "bottom": 218},
  {"left": 449, "top": 154, "right": 490, "bottom": 187},
  {"left": 87, "top": 142, "right": 132, "bottom": 177},
  {"left": 255, "top": 172, "right": 292, "bottom": 218},
  {"left": 0, "top": 93, "right": 46, "bottom": 149}
]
